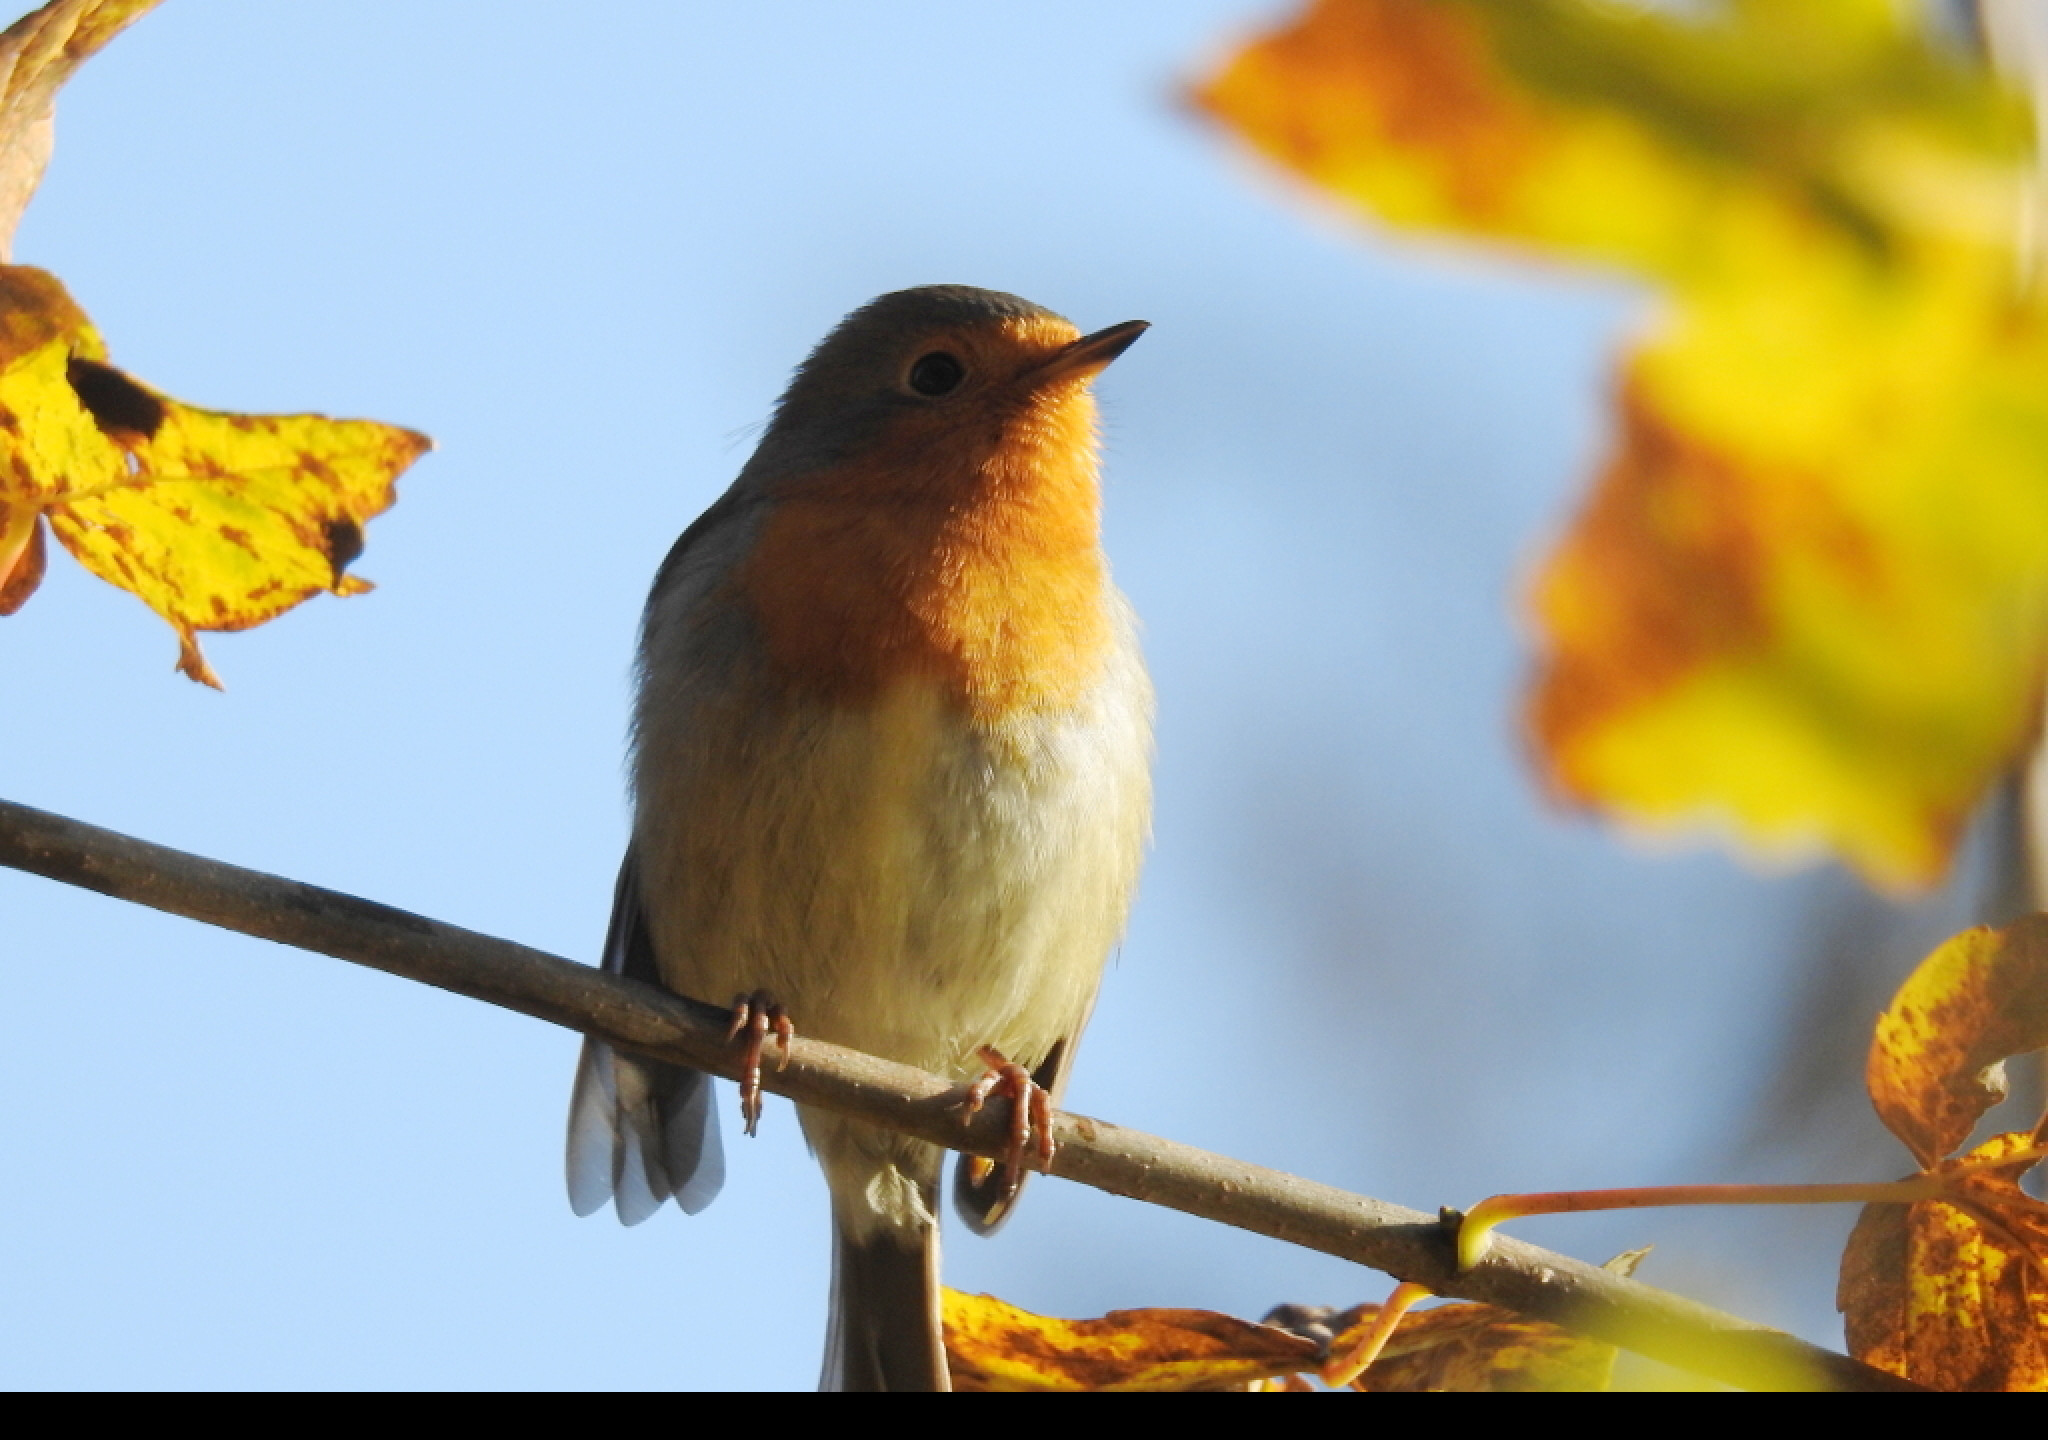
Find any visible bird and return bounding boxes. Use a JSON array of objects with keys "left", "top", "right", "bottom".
[{"left": 564, "top": 285, "right": 1154, "bottom": 1391}]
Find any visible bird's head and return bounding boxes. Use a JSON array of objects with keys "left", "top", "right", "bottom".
[{"left": 747, "top": 285, "right": 1147, "bottom": 502}]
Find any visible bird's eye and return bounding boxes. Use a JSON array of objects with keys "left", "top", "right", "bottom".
[{"left": 907, "top": 351, "right": 966, "bottom": 397}]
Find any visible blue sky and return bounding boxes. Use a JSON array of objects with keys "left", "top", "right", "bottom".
[{"left": 0, "top": 0, "right": 2004, "bottom": 1389}]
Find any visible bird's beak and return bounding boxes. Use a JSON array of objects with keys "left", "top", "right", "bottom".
[{"left": 1034, "top": 320, "right": 1150, "bottom": 384}]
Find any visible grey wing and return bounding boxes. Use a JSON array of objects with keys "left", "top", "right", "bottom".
[{"left": 566, "top": 854, "right": 723, "bottom": 1223}]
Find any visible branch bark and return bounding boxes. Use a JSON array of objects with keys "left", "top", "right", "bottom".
[{"left": 0, "top": 796, "right": 1918, "bottom": 1392}]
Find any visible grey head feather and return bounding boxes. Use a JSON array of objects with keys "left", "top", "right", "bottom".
[{"left": 743, "top": 285, "right": 1069, "bottom": 478}]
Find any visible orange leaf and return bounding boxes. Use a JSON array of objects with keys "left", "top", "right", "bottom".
[
  {"left": 1839, "top": 1131, "right": 2048, "bottom": 1391},
  {"left": 941, "top": 1290, "right": 1320, "bottom": 1392},
  {"left": 1195, "top": 0, "right": 2048, "bottom": 891},
  {"left": 1865, "top": 914, "right": 2048, "bottom": 1169},
  {"left": 1839, "top": 915, "right": 2048, "bottom": 1390}
]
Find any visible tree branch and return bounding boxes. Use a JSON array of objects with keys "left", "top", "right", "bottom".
[{"left": 0, "top": 797, "right": 1917, "bottom": 1392}]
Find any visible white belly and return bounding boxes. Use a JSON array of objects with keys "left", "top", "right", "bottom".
[{"left": 630, "top": 603, "right": 1152, "bottom": 1084}]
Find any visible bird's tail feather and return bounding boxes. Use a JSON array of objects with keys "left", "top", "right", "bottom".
[
  {"left": 565, "top": 1039, "right": 723, "bottom": 1223},
  {"left": 565, "top": 853, "right": 725, "bottom": 1224},
  {"left": 823, "top": 1217, "right": 949, "bottom": 1391}
]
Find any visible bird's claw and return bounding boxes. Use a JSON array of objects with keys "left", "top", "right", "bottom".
[
  {"left": 727, "top": 991, "right": 793, "bottom": 1137},
  {"left": 958, "top": 1044, "right": 1055, "bottom": 1184}
]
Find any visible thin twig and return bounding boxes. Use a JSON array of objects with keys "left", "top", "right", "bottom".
[{"left": 0, "top": 796, "right": 1919, "bottom": 1392}]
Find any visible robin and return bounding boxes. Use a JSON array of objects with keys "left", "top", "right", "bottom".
[{"left": 564, "top": 285, "right": 1154, "bottom": 1391}]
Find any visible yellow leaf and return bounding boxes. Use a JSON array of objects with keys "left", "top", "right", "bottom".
[
  {"left": 0, "top": 264, "right": 429, "bottom": 685},
  {"left": 941, "top": 1290, "right": 1320, "bottom": 1392},
  {"left": 1194, "top": 0, "right": 2046, "bottom": 890}
]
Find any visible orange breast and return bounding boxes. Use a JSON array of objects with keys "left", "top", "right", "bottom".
[{"left": 736, "top": 388, "right": 1112, "bottom": 723}]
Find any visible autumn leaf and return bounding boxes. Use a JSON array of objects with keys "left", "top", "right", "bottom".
[
  {"left": 0, "top": 0, "right": 162, "bottom": 259},
  {"left": 944, "top": 1285, "right": 1625, "bottom": 1392},
  {"left": 0, "top": 266, "right": 428, "bottom": 685},
  {"left": 1836, "top": 914, "right": 2048, "bottom": 1389},
  {"left": 1866, "top": 914, "right": 2048, "bottom": 1169},
  {"left": 1336, "top": 1300, "right": 1621, "bottom": 1392},
  {"left": 1194, "top": 0, "right": 2047, "bottom": 891},
  {"left": 0, "top": 2, "right": 427, "bottom": 685},
  {"left": 1839, "top": 1130, "right": 2048, "bottom": 1391},
  {"left": 942, "top": 1290, "right": 1320, "bottom": 1392}
]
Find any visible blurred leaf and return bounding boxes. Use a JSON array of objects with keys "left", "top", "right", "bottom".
[
  {"left": 942, "top": 1290, "right": 1320, "bottom": 1392},
  {"left": 1194, "top": 0, "right": 2047, "bottom": 891},
  {"left": 0, "top": 265, "right": 429, "bottom": 684},
  {"left": 0, "top": 0, "right": 162, "bottom": 257},
  {"left": 1866, "top": 913, "right": 2048, "bottom": 1167},
  {"left": 1839, "top": 1130, "right": 2048, "bottom": 1390}
]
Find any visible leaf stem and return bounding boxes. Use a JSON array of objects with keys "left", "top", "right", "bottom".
[
  {"left": 1457, "top": 1178, "right": 1950, "bottom": 1271},
  {"left": 1321, "top": 1281, "right": 1434, "bottom": 1389}
]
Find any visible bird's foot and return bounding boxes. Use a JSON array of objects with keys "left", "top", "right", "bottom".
[
  {"left": 958, "top": 1045, "right": 1055, "bottom": 1184},
  {"left": 726, "top": 991, "right": 793, "bottom": 1137}
]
